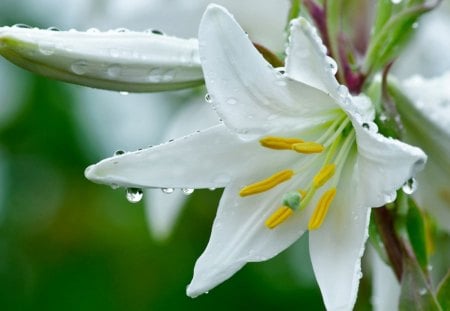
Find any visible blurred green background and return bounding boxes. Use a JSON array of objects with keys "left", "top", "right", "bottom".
[{"left": 10, "top": 0, "right": 450, "bottom": 310}]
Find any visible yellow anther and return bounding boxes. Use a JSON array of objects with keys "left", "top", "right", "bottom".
[
  {"left": 265, "top": 206, "right": 294, "bottom": 229},
  {"left": 291, "top": 142, "right": 324, "bottom": 154},
  {"left": 260, "top": 136, "right": 304, "bottom": 150},
  {"left": 313, "top": 164, "right": 336, "bottom": 188},
  {"left": 239, "top": 169, "right": 294, "bottom": 197},
  {"left": 308, "top": 188, "right": 337, "bottom": 230}
]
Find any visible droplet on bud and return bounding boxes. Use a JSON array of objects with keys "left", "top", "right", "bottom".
[
  {"left": 161, "top": 187, "right": 174, "bottom": 194},
  {"left": 126, "top": 188, "right": 143, "bottom": 203},
  {"left": 182, "top": 188, "right": 194, "bottom": 195}
]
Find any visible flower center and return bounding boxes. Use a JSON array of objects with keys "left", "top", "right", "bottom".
[{"left": 239, "top": 114, "right": 356, "bottom": 231}]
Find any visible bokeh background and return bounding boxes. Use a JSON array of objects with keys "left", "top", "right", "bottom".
[{"left": 0, "top": 1, "right": 448, "bottom": 310}]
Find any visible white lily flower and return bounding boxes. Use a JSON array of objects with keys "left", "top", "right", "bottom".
[
  {"left": 399, "top": 72, "right": 450, "bottom": 232},
  {"left": 85, "top": 5, "right": 426, "bottom": 310},
  {"left": 0, "top": 26, "right": 203, "bottom": 92}
]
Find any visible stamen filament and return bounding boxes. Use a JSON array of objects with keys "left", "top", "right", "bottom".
[
  {"left": 313, "top": 164, "right": 336, "bottom": 188},
  {"left": 240, "top": 169, "right": 294, "bottom": 197},
  {"left": 308, "top": 188, "right": 337, "bottom": 230},
  {"left": 260, "top": 136, "right": 304, "bottom": 150},
  {"left": 265, "top": 206, "right": 294, "bottom": 229},
  {"left": 292, "top": 142, "right": 324, "bottom": 154}
]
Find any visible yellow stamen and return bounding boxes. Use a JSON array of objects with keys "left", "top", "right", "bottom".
[
  {"left": 260, "top": 136, "right": 304, "bottom": 150},
  {"left": 240, "top": 169, "right": 294, "bottom": 197},
  {"left": 308, "top": 188, "right": 337, "bottom": 230},
  {"left": 265, "top": 206, "right": 294, "bottom": 229},
  {"left": 291, "top": 142, "right": 324, "bottom": 154},
  {"left": 313, "top": 164, "right": 336, "bottom": 188},
  {"left": 298, "top": 189, "right": 307, "bottom": 198}
]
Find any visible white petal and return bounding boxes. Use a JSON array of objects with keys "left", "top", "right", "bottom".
[
  {"left": 354, "top": 122, "right": 427, "bottom": 208},
  {"left": 198, "top": 5, "right": 337, "bottom": 138},
  {"left": 0, "top": 26, "right": 203, "bottom": 92},
  {"left": 309, "top": 155, "right": 370, "bottom": 310},
  {"left": 285, "top": 18, "right": 340, "bottom": 97},
  {"left": 370, "top": 247, "right": 400, "bottom": 311},
  {"left": 85, "top": 124, "right": 299, "bottom": 189},
  {"left": 187, "top": 174, "right": 310, "bottom": 297}
]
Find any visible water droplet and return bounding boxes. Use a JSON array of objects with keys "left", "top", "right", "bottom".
[
  {"left": 87, "top": 28, "right": 100, "bottom": 33},
  {"left": 38, "top": 41, "right": 56, "bottom": 55},
  {"left": 209, "top": 188, "right": 216, "bottom": 191},
  {"left": 391, "top": 0, "right": 402, "bottom": 4},
  {"left": 412, "top": 22, "right": 419, "bottom": 29},
  {"left": 126, "top": 187, "right": 143, "bottom": 203},
  {"left": 226, "top": 97, "right": 237, "bottom": 105},
  {"left": 47, "top": 26, "right": 60, "bottom": 31},
  {"left": 182, "top": 188, "right": 194, "bottom": 195},
  {"left": 162, "top": 69, "right": 176, "bottom": 82},
  {"left": 362, "top": 122, "right": 378, "bottom": 132},
  {"left": 205, "top": 93, "right": 213, "bottom": 103},
  {"left": 119, "top": 91, "right": 129, "bottom": 96},
  {"left": 149, "top": 29, "right": 164, "bottom": 35},
  {"left": 110, "top": 183, "right": 119, "bottom": 190},
  {"left": 71, "top": 60, "right": 88, "bottom": 75},
  {"left": 161, "top": 188, "right": 174, "bottom": 194},
  {"left": 402, "top": 178, "right": 417, "bottom": 195},
  {"left": 13, "top": 23, "right": 32, "bottom": 29},
  {"left": 337, "top": 85, "right": 349, "bottom": 100},
  {"left": 276, "top": 67, "right": 286, "bottom": 75},
  {"left": 107, "top": 64, "right": 122, "bottom": 77},
  {"left": 115, "top": 27, "right": 129, "bottom": 33},
  {"left": 385, "top": 192, "right": 397, "bottom": 204},
  {"left": 326, "top": 57, "right": 338, "bottom": 75},
  {"left": 114, "top": 150, "right": 125, "bottom": 156},
  {"left": 419, "top": 288, "right": 427, "bottom": 296}
]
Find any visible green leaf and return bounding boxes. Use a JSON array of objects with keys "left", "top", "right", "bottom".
[
  {"left": 406, "top": 198, "right": 429, "bottom": 271},
  {"left": 437, "top": 271, "right": 450, "bottom": 310},
  {"left": 399, "top": 257, "right": 441, "bottom": 311},
  {"left": 364, "top": 1, "right": 437, "bottom": 76}
]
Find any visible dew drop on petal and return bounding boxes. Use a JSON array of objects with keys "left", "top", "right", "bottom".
[
  {"left": 119, "top": 91, "right": 129, "bottom": 96},
  {"left": 384, "top": 192, "right": 397, "bottom": 204},
  {"left": 107, "top": 64, "right": 122, "bottom": 77},
  {"left": 47, "top": 26, "right": 60, "bottom": 31},
  {"left": 226, "top": 97, "right": 237, "bottom": 105},
  {"left": 71, "top": 60, "right": 88, "bottom": 75},
  {"left": 326, "top": 56, "right": 338, "bottom": 75},
  {"left": 13, "top": 23, "right": 32, "bottom": 28},
  {"left": 391, "top": 0, "right": 402, "bottom": 4},
  {"left": 182, "top": 188, "right": 194, "bottom": 195},
  {"left": 419, "top": 288, "right": 427, "bottom": 296},
  {"left": 209, "top": 188, "right": 216, "bottom": 191},
  {"left": 126, "top": 187, "right": 143, "bottom": 203},
  {"left": 337, "top": 85, "right": 349, "bottom": 100},
  {"left": 38, "top": 41, "right": 56, "bottom": 56},
  {"left": 110, "top": 183, "right": 119, "bottom": 190},
  {"left": 402, "top": 178, "right": 417, "bottom": 195},
  {"left": 150, "top": 29, "right": 164, "bottom": 35},
  {"left": 275, "top": 67, "right": 286, "bottom": 75},
  {"left": 114, "top": 150, "right": 125, "bottom": 156},
  {"left": 161, "top": 187, "right": 174, "bottom": 194},
  {"left": 205, "top": 93, "right": 213, "bottom": 103}
]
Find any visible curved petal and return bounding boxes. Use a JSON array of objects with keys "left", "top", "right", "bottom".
[
  {"left": 85, "top": 124, "right": 300, "bottom": 189},
  {"left": 198, "top": 5, "right": 337, "bottom": 138},
  {"left": 187, "top": 173, "right": 310, "bottom": 297},
  {"left": 370, "top": 247, "right": 400, "bottom": 311},
  {"left": 285, "top": 18, "right": 340, "bottom": 98},
  {"left": 354, "top": 123, "right": 427, "bottom": 208},
  {"left": 309, "top": 154, "right": 370, "bottom": 310},
  {"left": 0, "top": 26, "right": 203, "bottom": 92}
]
